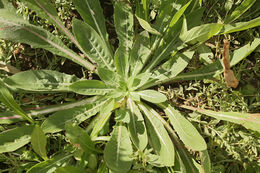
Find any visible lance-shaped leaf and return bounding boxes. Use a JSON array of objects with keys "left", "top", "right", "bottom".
[
  {"left": 181, "top": 105, "right": 260, "bottom": 133},
  {"left": 42, "top": 99, "right": 106, "bottom": 133},
  {"left": 0, "top": 80, "right": 34, "bottom": 123},
  {"left": 136, "top": 16, "right": 161, "bottom": 35},
  {"left": 180, "top": 23, "right": 223, "bottom": 44},
  {"left": 127, "top": 98, "right": 148, "bottom": 151},
  {"left": 72, "top": 19, "right": 113, "bottom": 70},
  {"left": 114, "top": 1, "right": 134, "bottom": 52},
  {"left": 224, "top": 0, "right": 256, "bottom": 23},
  {"left": 219, "top": 16, "right": 260, "bottom": 34},
  {"left": 0, "top": 10, "right": 94, "bottom": 70},
  {"left": 0, "top": 125, "right": 34, "bottom": 153},
  {"left": 129, "top": 31, "right": 151, "bottom": 76},
  {"left": 199, "top": 150, "right": 211, "bottom": 173},
  {"left": 65, "top": 123, "right": 102, "bottom": 154},
  {"left": 97, "top": 67, "right": 119, "bottom": 87},
  {"left": 31, "top": 125, "right": 48, "bottom": 160},
  {"left": 27, "top": 153, "right": 73, "bottom": 173},
  {"left": 4, "top": 70, "right": 79, "bottom": 92},
  {"left": 138, "top": 103, "right": 175, "bottom": 167},
  {"left": 72, "top": 0, "right": 110, "bottom": 50},
  {"left": 104, "top": 123, "right": 133, "bottom": 173},
  {"left": 114, "top": 45, "right": 129, "bottom": 78},
  {"left": 90, "top": 99, "right": 115, "bottom": 138},
  {"left": 160, "top": 104, "right": 207, "bottom": 151},
  {"left": 20, "top": 0, "right": 84, "bottom": 54},
  {"left": 70, "top": 80, "right": 112, "bottom": 96},
  {"left": 137, "top": 90, "right": 167, "bottom": 103}
]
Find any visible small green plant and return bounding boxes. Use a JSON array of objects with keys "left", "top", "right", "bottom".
[{"left": 0, "top": 0, "right": 260, "bottom": 172}]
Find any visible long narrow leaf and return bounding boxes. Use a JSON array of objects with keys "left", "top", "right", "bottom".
[
  {"left": 31, "top": 125, "right": 48, "bottom": 160},
  {"left": 0, "top": 11, "right": 94, "bottom": 70},
  {"left": 181, "top": 105, "right": 260, "bottom": 133}
]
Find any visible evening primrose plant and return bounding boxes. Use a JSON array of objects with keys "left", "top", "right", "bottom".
[{"left": 0, "top": 0, "right": 260, "bottom": 172}]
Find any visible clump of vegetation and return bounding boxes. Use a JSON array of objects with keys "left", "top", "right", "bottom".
[{"left": 0, "top": 0, "right": 259, "bottom": 172}]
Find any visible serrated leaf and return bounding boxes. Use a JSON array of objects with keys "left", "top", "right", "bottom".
[
  {"left": 72, "top": 0, "right": 110, "bottom": 49},
  {"left": 42, "top": 100, "right": 106, "bottom": 133},
  {"left": 4, "top": 70, "right": 79, "bottom": 92},
  {"left": 0, "top": 125, "right": 34, "bottom": 153},
  {"left": 225, "top": 0, "right": 256, "bottom": 23},
  {"left": 65, "top": 123, "right": 102, "bottom": 154},
  {"left": 69, "top": 80, "right": 112, "bottom": 96},
  {"left": 138, "top": 104, "right": 175, "bottom": 166},
  {"left": 181, "top": 105, "right": 260, "bottom": 133},
  {"left": 31, "top": 125, "right": 48, "bottom": 160},
  {"left": 104, "top": 123, "right": 133, "bottom": 173},
  {"left": 137, "top": 90, "right": 167, "bottom": 103},
  {"left": 0, "top": 10, "right": 94, "bottom": 70},
  {"left": 72, "top": 19, "right": 113, "bottom": 70},
  {"left": 136, "top": 16, "right": 161, "bottom": 35},
  {"left": 27, "top": 153, "right": 73, "bottom": 173},
  {"left": 161, "top": 104, "right": 207, "bottom": 151},
  {"left": 0, "top": 80, "right": 34, "bottom": 123}
]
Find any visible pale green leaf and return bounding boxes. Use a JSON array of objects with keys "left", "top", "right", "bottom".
[
  {"left": 90, "top": 99, "right": 115, "bottom": 138},
  {"left": 4, "top": 70, "right": 79, "bottom": 92},
  {"left": 225, "top": 0, "right": 256, "bottom": 23},
  {"left": 65, "top": 123, "right": 102, "bottom": 154},
  {"left": 72, "top": 19, "right": 113, "bottom": 70},
  {"left": 138, "top": 104, "right": 175, "bottom": 166},
  {"left": 97, "top": 67, "right": 119, "bottom": 87},
  {"left": 31, "top": 125, "right": 48, "bottom": 160},
  {"left": 115, "top": 108, "right": 130, "bottom": 123},
  {"left": 114, "top": 45, "right": 129, "bottom": 78},
  {"left": 0, "top": 125, "right": 34, "bottom": 153},
  {"left": 181, "top": 105, "right": 260, "bottom": 133},
  {"left": 0, "top": 10, "right": 94, "bottom": 70},
  {"left": 161, "top": 104, "right": 207, "bottom": 151},
  {"left": 42, "top": 100, "right": 106, "bottom": 133},
  {"left": 0, "top": 80, "right": 34, "bottom": 123},
  {"left": 199, "top": 150, "right": 211, "bottom": 173},
  {"left": 137, "top": 90, "right": 167, "bottom": 103},
  {"left": 136, "top": 16, "right": 161, "bottom": 35},
  {"left": 69, "top": 80, "right": 112, "bottom": 96},
  {"left": 180, "top": 23, "right": 223, "bottom": 44},
  {"left": 104, "top": 123, "right": 133, "bottom": 173},
  {"left": 72, "top": 0, "right": 110, "bottom": 49},
  {"left": 27, "top": 153, "right": 73, "bottom": 173}
]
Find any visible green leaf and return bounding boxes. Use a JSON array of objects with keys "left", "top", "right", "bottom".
[
  {"left": 42, "top": 100, "right": 106, "bottom": 133},
  {"left": 219, "top": 16, "right": 260, "bottom": 34},
  {"left": 0, "top": 80, "right": 34, "bottom": 123},
  {"left": 72, "top": 19, "right": 113, "bottom": 70},
  {"left": 55, "top": 166, "right": 85, "bottom": 173},
  {"left": 104, "top": 123, "right": 133, "bottom": 173},
  {"left": 225, "top": 0, "right": 256, "bottom": 23},
  {"left": 115, "top": 108, "right": 131, "bottom": 123},
  {"left": 161, "top": 104, "right": 207, "bottom": 151},
  {"left": 69, "top": 80, "right": 112, "bottom": 96},
  {"left": 137, "top": 90, "right": 167, "bottom": 103},
  {"left": 138, "top": 104, "right": 175, "bottom": 166},
  {"left": 199, "top": 150, "right": 211, "bottom": 173},
  {"left": 27, "top": 153, "right": 73, "bottom": 173},
  {"left": 181, "top": 105, "right": 260, "bottom": 133},
  {"left": 180, "top": 23, "right": 223, "bottom": 44},
  {"left": 114, "top": 1, "right": 134, "bottom": 51},
  {"left": 136, "top": 16, "right": 161, "bottom": 35},
  {"left": 31, "top": 125, "right": 48, "bottom": 160},
  {"left": 0, "top": 125, "right": 34, "bottom": 153},
  {"left": 129, "top": 31, "right": 151, "bottom": 76},
  {"left": 72, "top": 0, "right": 110, "bottom": 49},
  {"left": 65, "top": 123, "right": 102, "bottom": 154},
  {"left": 127, "top": 98, "right": 148, "bottom": 151},
  {"left": 90, "top": 99, "right": 115, "bottom": 138},
  {"left": 20, "top": 0, "right": 84, "bottom": 54},
  {"left": 97, "top": 67, "right": 119, "bottom": 87},
  {"left": 114, "top": 45, "right": 129, "bottom": 78},
  {"left": 0, "top": 10, "right": 94, "bottom": 70},
  {"left": 4, "top": 70, "right": 79, "bottom": 92}
]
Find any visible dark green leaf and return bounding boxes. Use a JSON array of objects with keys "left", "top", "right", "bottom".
[{"left": 31, "top": 125, "right": 48, "bottom": 160}]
